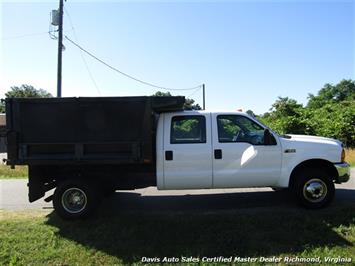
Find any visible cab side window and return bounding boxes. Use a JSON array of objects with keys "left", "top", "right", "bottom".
[
  {"left": 217, "top": 115, "right": 265, "bottom": 145},
  {"left": 217, "top": 117, "right": 242, "bottom": 142},
  {"left": 171, "top": 116, "right": 206, "bottom": 144}
]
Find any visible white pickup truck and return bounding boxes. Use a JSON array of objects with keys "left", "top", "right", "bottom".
[
  {"left": 157, "top": 111, "right": 350, "bottom": 202},
  {"left": 5, "top": 97, "right": 351, "bottom": 219}
]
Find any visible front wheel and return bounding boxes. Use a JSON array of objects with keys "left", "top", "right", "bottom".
[
  {"left": 294, "top": 169, "right": 335, "bottom": 209},
  {"left": 53, "top": 179, "right": 100, "bottom": 220}
]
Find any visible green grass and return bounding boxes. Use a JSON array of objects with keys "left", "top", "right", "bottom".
[
  {"left": 0, "top": 165, "right": 27, "bottom": 179},
  {"left": 1, "top": 207, "right": 354, "bottom": 265}
]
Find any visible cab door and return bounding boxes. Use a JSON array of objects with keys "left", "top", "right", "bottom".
[
  {"left": 163, "top": 112, "right": 212, "bottom": 189},
  {"left": 212, "top": 114, "right": 282, "bottom": 188}
]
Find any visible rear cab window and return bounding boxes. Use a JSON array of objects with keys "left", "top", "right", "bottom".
[{"left": 170, "top": 115, "right": 206, "bottom": 144}]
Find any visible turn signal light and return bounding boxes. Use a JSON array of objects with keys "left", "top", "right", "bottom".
[{"left": 341, "top": 149, "right": 346, "bottom": 162}]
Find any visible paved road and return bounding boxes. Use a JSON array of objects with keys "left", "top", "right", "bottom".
[
  {"left": 0, "top": 153, "right": 6, "bottom": 164},
  {"left": 0, "top": 168, "right": 354, "bottom": 211}
]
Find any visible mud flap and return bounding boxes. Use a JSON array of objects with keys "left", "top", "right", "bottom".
[
  {"left": 28, "top": 177, "right": 45, "bottom": 202},
  {"left": 28, "top": 167, "right": 45, "bottom": 202}
]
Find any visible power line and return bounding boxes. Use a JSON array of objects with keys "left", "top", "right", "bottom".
[
  {"left": 2, "top": 31, "right": 54, "bottom": 40},
  {"left": 187, "top": 86, "right": 202, "bottom": 98},
  {"left": 1, "top": 29, "right": 72, "bottom": 41},
  {"left": 64, "top": 7, "right": 101, "bottom": 95},
  {"left": 64, "top": 35, "right": 202, "bottom": 91}
]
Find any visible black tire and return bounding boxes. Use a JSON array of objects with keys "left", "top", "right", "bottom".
[
  {"left": 103, "top": 187, "right": 116, "bottom": 198},
  {"left": 53, "top": 179, "right": 100, "bottom": 220},
  {"left": 101, "top": 181, "right": 117, "bottom": 198},
  {"left": 293, "top": 168, "right": 335, "bottom": 209}
]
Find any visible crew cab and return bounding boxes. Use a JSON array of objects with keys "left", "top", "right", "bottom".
[{"left": 4, "top": 96, "right": 350, "bottom": 219}]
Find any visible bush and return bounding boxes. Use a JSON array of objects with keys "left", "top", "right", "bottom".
[{"left": 260, "top": 80, "right": 355, "bottom": 147}]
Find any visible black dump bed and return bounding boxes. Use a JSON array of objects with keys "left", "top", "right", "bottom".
[{"left": 5, "top": 96, "right": 185, "bottom": 166}]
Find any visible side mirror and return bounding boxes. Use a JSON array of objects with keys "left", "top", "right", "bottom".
[{"left": 263, "top": 129, "right": 274, "bottom": 145}]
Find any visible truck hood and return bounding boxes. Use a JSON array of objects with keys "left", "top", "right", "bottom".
[
  {"left": 286, "top": 134, "right": 342, "bottom": 146},
  {"left": 279, "top": 134, "right": 342, "bottom": 163}
]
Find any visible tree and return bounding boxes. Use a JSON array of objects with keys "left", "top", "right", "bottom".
[
  {"left": 270, "top": 97, "right": 303, "bottom": 117},
  {"left": 305, "top": 102, "right": 355, "bottom": 147},
  {"left": 5, "top": 84, "right": 53, "bottom": 98},
  {"left": 261, "top": 97, "right": 307, "bottom": 134},
  {"left": 305, "top": 80, "right": 355, "bottom": 145},
  {"left": 0, "top": 85, "right": 53, "bottom": 113},
  {"left": 152, "top": 91, "right": 172, "bottom": 97},
  {"left": 183, "top": 98, "right": 201, "bottom": 110},
  {"left": 260, "top": 80, "right": 355, "bottom": 146},
  {"left": 307, "top": 79, "right": 355, "bottom": 109},
  {"left": 246, "top": 110, "right": 255, "bottom": 117},
  {"left": 152, "top": 91, "right": 201, "bottom": 110}
]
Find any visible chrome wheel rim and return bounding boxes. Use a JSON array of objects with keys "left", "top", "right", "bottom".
[
  {"left": 61, "top": 188, "right": 87, "bottom": 214},
  {"left": 303, "top": 178, "right": 327, "bottom": 203}
]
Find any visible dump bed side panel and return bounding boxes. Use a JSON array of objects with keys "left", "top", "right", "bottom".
[{"left": 6, "top": 96, "right": 184, "bottom": 166}]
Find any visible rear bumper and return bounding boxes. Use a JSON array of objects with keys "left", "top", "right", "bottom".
[{"left": 334, "top": 162, "right": 350, "bottom": 183}]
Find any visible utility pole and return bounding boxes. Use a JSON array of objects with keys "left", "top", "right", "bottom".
[
  {"left": 56, "top": 0, "right": 64, "bottom": 97},
  {"left": 202, "top": 83, "right": 205, "bottom": 110}
]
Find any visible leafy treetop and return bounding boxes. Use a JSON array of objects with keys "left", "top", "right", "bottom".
[
  {"left": 151, "top": 91, "right": 201, "bottom": 110},
  {"left": 0, "top": 85, "right": 53, "bottom": 113}
]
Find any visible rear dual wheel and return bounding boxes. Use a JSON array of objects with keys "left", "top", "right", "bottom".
[{"left": 53, "top": 179, "right": 100, "bottom": 220}]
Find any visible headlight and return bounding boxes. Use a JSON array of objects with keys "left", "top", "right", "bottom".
[{"left": 341, "top": 148, "right": 346, "bottom": 162}]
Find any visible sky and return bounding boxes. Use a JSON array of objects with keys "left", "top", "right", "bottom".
[{"left": 0, "top": 0, "right": 354, "bottom": 114}]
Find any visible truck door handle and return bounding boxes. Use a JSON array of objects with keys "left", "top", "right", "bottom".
[
  {"left": 165, "top": 150, "right": 173, "bottom": 161},
  {"left": 214, "top": 149, "right": 222, "bottom": 159}
]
